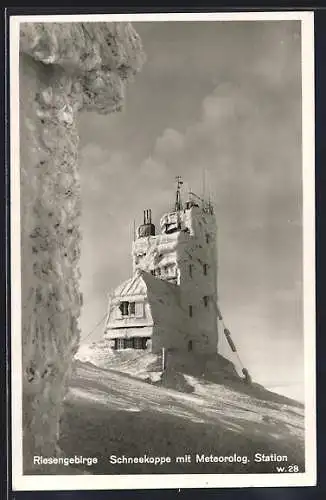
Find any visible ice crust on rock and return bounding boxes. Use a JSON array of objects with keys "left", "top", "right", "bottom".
[{"left": 20, "top": 21, "right": 144, "bottom": 468}]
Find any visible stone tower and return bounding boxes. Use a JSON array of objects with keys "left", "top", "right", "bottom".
[{"left": 131, "top": 179, "right": 219, "bottom": 354}]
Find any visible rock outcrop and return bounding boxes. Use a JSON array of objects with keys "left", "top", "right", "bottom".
[{"left": 19, "top": 22, "right": 144, "bottom": 468}]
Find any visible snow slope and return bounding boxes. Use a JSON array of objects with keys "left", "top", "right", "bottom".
[
  {"left": 76, "top": 339, "right": 161, "bottom": 378},
  {"left": 47, "top": 348, "right": 305, "bottom": 476},
  {"left": 76, "top": 339, "right": 240, "bottom": 385}
]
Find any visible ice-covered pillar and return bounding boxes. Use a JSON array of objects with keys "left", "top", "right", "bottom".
[{"left": 19, "top": 22, "right": 144, "bottom": 468}]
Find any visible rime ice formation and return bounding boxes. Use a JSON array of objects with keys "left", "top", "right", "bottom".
[
  {"left": 104, "top": 196, "right": 219, "bottom": 354},
  {"left": 20, "top": 22, "right": 144, "bottom": 468}
]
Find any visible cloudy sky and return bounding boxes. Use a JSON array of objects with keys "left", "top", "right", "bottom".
[{"left": 77, "top": 20, "right": 303, "bottom": 398}]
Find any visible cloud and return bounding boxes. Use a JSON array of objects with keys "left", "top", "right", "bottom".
[{"left": 142, "top": 72, "right": 301, "bottom": 231}]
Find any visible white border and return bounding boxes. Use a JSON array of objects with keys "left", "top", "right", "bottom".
[{"left": 10, "top": 11, "right": 316, "bottom": 491}]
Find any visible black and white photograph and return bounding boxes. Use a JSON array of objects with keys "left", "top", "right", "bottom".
[{"left": 10, "top": 11, "right": 316, "bottom": 490}]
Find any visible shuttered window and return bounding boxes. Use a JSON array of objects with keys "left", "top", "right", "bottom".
[
  {"left": 119, "top": 301, "right": 129, "bottom": 316},
  {"left": 115, "top": 338, "right": 125, "bottom": 350},
  {"left": 125, "top": 338, "right": 134, "bottom": 349},
  {"left": 118, "top": 301, "right": 137, "bottom": 316},
  {"left": 135, "top": 302, "right": 144, "bottom": 317},
  {"left": 134, "top": 337, "right": 144, "bottom": 349},
  {"left": 114, "top": 337, "right": 149, "bottom": 350}
]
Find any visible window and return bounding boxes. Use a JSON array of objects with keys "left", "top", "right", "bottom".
[
  {"left": 119, "top": 301, "right": 136, "bottom": 316},
  {"left": 206, "top": 234, "right": 210, "bottom": 244},
  {"left": 189, "top": 305, "right": 193, "bottom": 317},
  {"left": 115, "top": 338, "right": 125, "bottom": 350},
  {"left": 188, "top": 340, "right": 193, "bottom": 352},
  {"left": 135, "top": 302, "right": 144, "bottom": 318},
  {"left": 203, "top": 264, "right": 208, "bottom": 276},
  {"left": 114, "top": 337, "right": 149, "bottom": 350},
  {"left": 129, "top": 302, "right": 135, "bottom": 315},
  {"left": 119, "top": 301, "right": 129, "bottom": 316},
  {"left": 189, "top": 264, "right": 193, "bottom": 278},
  {"left": 125, "top": 338, "right": 134, "bottom": 349},
  {"left": 134, "top": 337, "right": 145, "bottom": 349},
  {"left": 203, "top": 296, "right": 209, "bottom": 307}
]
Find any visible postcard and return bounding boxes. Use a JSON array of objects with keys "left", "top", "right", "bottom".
[{"left": 10, "top": 10, "right": 316, "bottom": 490}]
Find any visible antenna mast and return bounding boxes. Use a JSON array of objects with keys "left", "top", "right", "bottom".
[
  {"left": 202, "top": 169, "right": 206, "bottom": 202},
  {"left": 175, "top": 175, "right": 183, "bottom": 211},
  {"left": 207, "top": 170, "right": 212, "bottom": 213}
]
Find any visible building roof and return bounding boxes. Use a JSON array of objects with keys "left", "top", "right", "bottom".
[
  {"left": 140, "top": 270, "right": 179, "bottom": 303},
  {"left": 110, "top": 270, "right": 180, "bottom": 304},
  {"left": 111, "top": 272, "right": 146, "bottom": 298}
]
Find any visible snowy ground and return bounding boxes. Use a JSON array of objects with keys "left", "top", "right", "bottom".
[{"left": 42, "top": 343, "right": 306, "bottom": 476}]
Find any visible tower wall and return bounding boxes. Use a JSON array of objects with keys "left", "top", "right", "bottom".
[{"left": 177, "top": 207, "right": 218, "bottom": 354}]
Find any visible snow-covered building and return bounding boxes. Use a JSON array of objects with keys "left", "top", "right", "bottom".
[{"left": 104, "top": 179, "right": 219, "bottom": 355}]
